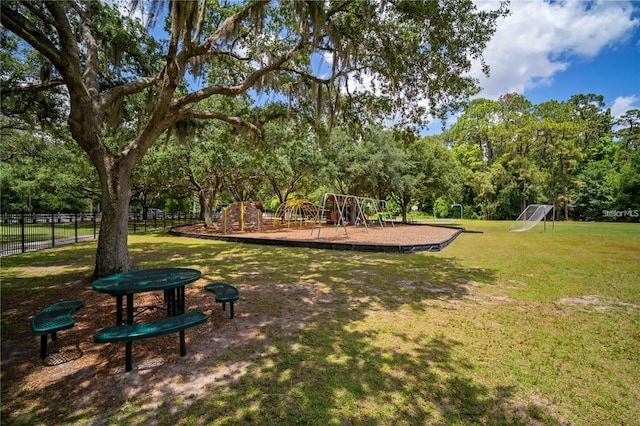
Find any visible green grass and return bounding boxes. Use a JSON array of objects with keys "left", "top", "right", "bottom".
[{"left": 1, "top": 222, "right": 639, "bottom": 425}]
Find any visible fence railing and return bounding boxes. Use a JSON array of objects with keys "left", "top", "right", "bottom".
[{"left": 1, "top": 212, "right": 200, "bottom": 257}]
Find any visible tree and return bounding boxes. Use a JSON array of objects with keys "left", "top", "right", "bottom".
[
  {"left": 618, "top": 149, "right": 640, "bottom": 214},
  {"left": 260, "top": 122, "right": 320, "bottom": 204},
  {"left": 491, "top": 94, "right": 537, "bottom": 216},
  {"left": 448, "top": 98, "right": 502, "bottom": 218},
  {"left": 2, "top": 0, "right": 507, "bottom": 276},
  {"left": 319, "top": 125, "right": 409, "bottom": 205},
  {"left": 535, "top": 100, "right": 585, "bottom": 220},
  {"left": 568, "top": 94, "right": 612, "bottom": 153},
  {"left": 408, "top": 135, "right": 463, "bottom": 218},
  {"left": 0, "top": 127, "right": 99, "bottom": 212},
  {"left": 131, "top": 136, "right": 191, "bottom": 218},
  {"left": 374, "top": 132, "right": 464, "bottom": 222},
  {"left": 448, "top": 98, "right": 500, "bottom": 167},
  {"left": 182, "top": 116, "right": 252, "bottom": 226},
  {"left": 616, "top": 109, "right": 640, "bottom": 153},
  {"left": 572, "top": 160, "right": 620, "bottom": 221}
]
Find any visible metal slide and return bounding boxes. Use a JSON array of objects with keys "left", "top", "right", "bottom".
[{"left": 508, "top": 204, "right": 554, "bottom": 232}]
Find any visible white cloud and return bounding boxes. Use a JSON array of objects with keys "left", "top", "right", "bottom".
[
  {"left": 471, "top": 0, "right": 639, "bottom": 99},
  {"left": 611, "top": 95, "right": 639, "bottom": 118}
]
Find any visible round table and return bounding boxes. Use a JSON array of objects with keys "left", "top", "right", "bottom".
[{"left": 93, "top": 268, "right": 201, "bottom": 325}]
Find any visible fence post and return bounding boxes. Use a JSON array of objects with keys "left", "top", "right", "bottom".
[
  {"left": 51, "top": 213, "right": 55, "bottom": 247},
  {"left": 75, "top": 213, "right": 79, "bottom": 242},
  {"left": 21, "top": 213, "right": 26, "bottom": 254},
  {"left": 94, "top": 213, "right": 97, "bottom": 239}
]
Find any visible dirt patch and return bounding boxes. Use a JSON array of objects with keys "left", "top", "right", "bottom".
[
  {"left": 557, "top": 295, "right": 640, "bottom": 312},
  {"left": 1, "top": 275, "right": 322, "bottom": 423}
]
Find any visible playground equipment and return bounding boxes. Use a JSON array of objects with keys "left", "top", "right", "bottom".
[
  {"left": 509, "top": 204, "right": 554, "bottom": 233},
  {"left": 312, "top": 193, "right": 390, "bottom": 238},
  {"left": 217, "top": 201, "right": 263, "bottom": 233},
  {"left": 273, "top": 199, "right": 321, "bottom": 228}
]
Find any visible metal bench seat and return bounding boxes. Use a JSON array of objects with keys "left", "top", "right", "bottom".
[
  {"left": 204, "top": 282, "right": 240, "bottom": 319},
  {"left": 94, "top": 311, "right": 208, "bottom": 371},
  {"left": 31, "top": 300, "right": 84, "bottom": 358}
]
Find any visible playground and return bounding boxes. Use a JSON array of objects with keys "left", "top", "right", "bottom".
[
  {"left": 174, "top": 194, "right": 464, "bottom": 253},
  {"left": 174, "top": 220, "right": 463, "bottom": 253}
]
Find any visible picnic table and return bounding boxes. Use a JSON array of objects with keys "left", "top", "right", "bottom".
[
  {"left": 93, "top": 267, "right": 201, "bottom": 324},
  {"left": 92, "top": 267, "right": 207, "bottom": 371}
]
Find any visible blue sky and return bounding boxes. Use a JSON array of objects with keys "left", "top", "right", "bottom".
[{"left": 466, "top": 0, "right": 639, "bottom": 118}]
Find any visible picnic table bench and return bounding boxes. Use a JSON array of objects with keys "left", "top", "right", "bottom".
[
  {"left": 31, "top": 300, "right": 84, "bottom": 359},
  {"left": 94, "top": 311, "right": 208, "bottom": 371},
  {"left": 92, "top": 268, "right": 205, "bottom": 372},
  {"left": 204, "top": 282, "right": 240, "bottom": 319}
]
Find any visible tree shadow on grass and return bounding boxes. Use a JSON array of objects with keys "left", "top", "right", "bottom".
[{"left": 1, "top": 238, "right": 565, "bottom": 425}]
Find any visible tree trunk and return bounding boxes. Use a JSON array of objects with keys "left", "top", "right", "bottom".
[
  {"left": 202, "top": 190, "right": 213, "bottom": 227},
  {"left": 561, "top": 158, "right": 569, "bottom": 221},
  {"left": 401, "top": 193, "right": 411, "bottom": 223},
  {"left": 94, "top": 159, "right": 136, "bottom": 277},
  {"left": 484, "top": 195, "right": 489, "bottom": 220}
]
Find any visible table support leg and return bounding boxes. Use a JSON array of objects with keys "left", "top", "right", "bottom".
[
  {"left": 177, "top": 286, "right": 185, "bottom": 314},
  {"left": 165, "top": 290, "right": 176, "bottom": 317},
  {"left": 116, "top": 296, "right": 123, "bottom": 325},
  {"left": 179, "top": 330, "right": 186, "bottom": 356},
  {"left": 126, "top": 294, "right": 134, "bottom": 324},
  {"left": 163, "top": 289, "right": 170, "bottom": 316},
  {"left": 125, "top": 341, "right": 133, "bottom": 372}
]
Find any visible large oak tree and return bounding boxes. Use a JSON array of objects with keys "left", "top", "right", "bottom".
[{"left": 1, "top": 0, "right": 507, "bottom": 276}]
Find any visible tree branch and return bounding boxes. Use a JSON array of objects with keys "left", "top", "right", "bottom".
[
  {"left": 210, "top": 49, "right": 252, "bottom": 62},
  {"left": 23, "top": 2, "right": 56, "bottom": 27},
  {"left": 0, "top": 4, "right": 62, "bottom": 68},
  {"left": 1, "top": 79, "right": 66, "bottom": 95},
  {"left": 172, "top": 41, "right": 305, "bottom": 110},
  {"left": 100, "top": 74, "right": 164, "bottom": 112},
  {"left": 44, "top": 2, "right": 81, "bottom": 72},
  {"left": 279, "top": 66, "right": 352, "bottom": 85},
  {"left": 174, "top": 110, "right": 261, "bottom": 135},
  {"left": 79, "top": 4, "right": 100, "bottom": 97}
]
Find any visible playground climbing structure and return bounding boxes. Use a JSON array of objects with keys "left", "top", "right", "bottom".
[{"left": 273, "top": 199, "right": 321, "bottom": 228}]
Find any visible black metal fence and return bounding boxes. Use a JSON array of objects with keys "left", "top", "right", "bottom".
[{"left": 1, "top": 212, "right": 200, "bottom": 257}]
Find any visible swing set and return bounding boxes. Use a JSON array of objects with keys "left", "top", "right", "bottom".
[{"left": 312, "top": 193, "right": 391, "bottom": 238}]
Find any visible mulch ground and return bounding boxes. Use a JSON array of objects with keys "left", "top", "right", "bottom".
[{"left": 174, "top": 222, "right": 462, "bottom": 248}]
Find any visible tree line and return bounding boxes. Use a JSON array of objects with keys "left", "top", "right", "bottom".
[
  {"left": 3, "top": 91, "right": 638, "bottom": 223},
  {"left": 447, "top": 93, "right": 639, "bottom": 221}
]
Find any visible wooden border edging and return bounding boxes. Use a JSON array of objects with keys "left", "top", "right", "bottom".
[{"left": 169, "top": 225, "right": 466, "bottom": 254}]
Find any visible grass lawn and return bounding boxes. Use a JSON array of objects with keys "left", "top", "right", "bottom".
[{"left": 1, "top": 220, "right": 639, "bottom": 425}]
